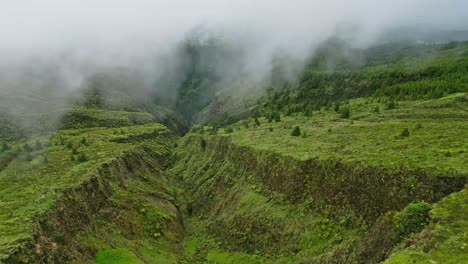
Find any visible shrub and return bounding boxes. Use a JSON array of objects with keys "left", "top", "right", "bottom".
[
  {"left": 1, "top": 142, "right": 10, "bottom": 151},
  {"left": 373, "top": 105, "right": 380, "bottom": 113},
  {"left": 394, "top": 202, "right": 431, "bottom": 238},
  {"left": 209, "top": 127, "right": 218, "bottom": 135},
  {"left": 200, "top": 138, "right": 207, "bottom": 150},
  {"left": 290, "top": 126, "right": 301, "bottom": 137},
  {"left": 25, "top": 153, "right": 33, "bottom": 162},
  {"left": 35, "top": 140, "right": 43, "bottom": 151},
  {"left": 66, "top": 142, "right": 73, "bottom": 149},
  {"left": 72, "top": 147, "right": 79, "bottom": 155},
  {"left": 340, "top": 107, "right": 350, "bottom": 119},
  {"left": 225, "top": 127, "right": 234, "bottom": 134},
  {"left": 274, "top": 113, "right": 281, "bottom": 122},
  {"left": 415, "top": 123, "right": 423, "bottom": 129},
  {"left": 23, "top": 143, "right": 32, "bottom": 152},
  {"left": 254, "top": 118, "right": 261, "bottom": 126},
  {"left": 269, "top": 127, "right": 273, "bottom": 132},
  {"left": 333, "top": 103, "right": 340, "bottom": 112},
  {"left": 301, "top": 131, "right": 308, "bottom": 138},
  {"left": 81, "top": 137, "right": 88, "bottom": 145},
  {"left": 386, "top": 100, "right": 396, "bottom": 110},
  {"left": 400, "top": 128, "right": 410, "bottom": 137},
  {"left": 77, "top": 153, "right": 88, "bottom": 162}
]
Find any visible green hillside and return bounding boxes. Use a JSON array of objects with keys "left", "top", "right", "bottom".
[{"left": 0, "top": 40, "right": 467, "bottom": 263}]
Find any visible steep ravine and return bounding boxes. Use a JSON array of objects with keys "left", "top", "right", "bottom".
[
  {"left": 2, "top": 129, "right": 465, "bottom": 263},
  {"left": 168, "top": 134, "right": 465, "bottom": 263}
]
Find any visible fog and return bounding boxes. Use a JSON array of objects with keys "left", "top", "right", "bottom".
[{"left": 0, "top": 0, "right": 467, "bottom": 130}]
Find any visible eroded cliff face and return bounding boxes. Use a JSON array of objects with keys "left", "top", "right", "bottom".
[
  {"left": 2, "top": 128, "right": 464, "bottom": 264},
  {"left": 167, "top": 134, "right": 465, "bottom": 263},
  {"left": 1, "top": 127, "right": 187, "bottom": 264}
]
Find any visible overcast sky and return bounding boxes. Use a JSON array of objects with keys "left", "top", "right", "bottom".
[{"left": 1, "top": 0, "right": 467, "bottom": 60}]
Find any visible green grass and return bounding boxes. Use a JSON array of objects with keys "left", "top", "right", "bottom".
[
  {"left": 0, "top": 123, "right": 171, "bottom": 258},
  {"left": 217, "top": 93, "right": 467, "bottom": 176},
  {"left": 96, "top": 248, "right": 143, "bottom": 264},
  {"left": 384, "top": 188, "right": 468, "bottom": 264},
  {"left": 60, "top": 107, "right": 155, "bottom": 129}
]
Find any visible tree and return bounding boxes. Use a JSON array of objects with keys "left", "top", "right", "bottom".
[
  {"left": 386, "top": 100, "right": 396, "bottom": 110},
  {"left": 290, "top": 126, "right": 301, "bottom": 137},
  {"left": 35, "top": 140, "right": 43, "bottom": 151},
  {"left": 23, "top": 143, "right": 32, "bottom": 152},
  {"left": 333, "top": 103, "right": 340, "bottom": 112},
  {"left": 340, "top": 107, "right": 350, "bottom": 118},
  {"left": 25, "top": 153, "right": 33, "bottom": 162},
  {"left": 254, "top": 118, "right": 261, "bottom": 126},
  {"left": 1, "top": 142, "right": 10, "bottom": 151},
  {"left": 77, "top": 153, "right": 88, "bottom": 162},
  {"left": 373, "top": 105, "right": 380, "bottom": 113},
  {"left": 274, "top": 113, "right": 281, "bottom": 122},
  {"left": 200, "top": 138, "right": 207, "bottom": 150},
  {"left": 400, "top": 128, "right": 410, "bottom": 137}
]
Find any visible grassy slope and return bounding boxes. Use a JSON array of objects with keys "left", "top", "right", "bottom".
[
  {"left": 224, "top": 93, "right": 467, "bottom": 176},
  {"left": 180, "top": 93, "right": 466, "bottom": 263},
  {"left": 0, "top": 42, "right": 466, "bottom": 263},
  {"left": 384, "top": 188, "right": 468, "bottom": 264},
  {"left": 0, "top": 122, "right": 176, "bottom": 260}
]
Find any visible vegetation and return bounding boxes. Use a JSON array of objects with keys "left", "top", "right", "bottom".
[{"left": 0, "top": 39, "right": 467, "bottom": 263}]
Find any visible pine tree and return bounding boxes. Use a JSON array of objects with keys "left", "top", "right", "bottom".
[
  {"left": 340, "top": 107, "right": 350, "bottom": 118},
  {"left": 274, "top": 113, "right": 281, "bottom": 122},
  {"left": 77, "top": 153, "right": 88, "bottom": 162},
  {"left": 254, "top": 118, "right": 261, "bottom": 126},
  {"left": 1, "top": 142, "right": 10, "bottom": 151},
  {"left": 400, "top": 128, "right": 410, "bottom": 137},
  {"left": 373, "top": 105, "right": 380, "bottom": 113},
  {"left": 290, "top": 126, "right": 301, "bottom": 137},
  {"left": 35, "top": 140, "right": 43, "bottom": 151}
]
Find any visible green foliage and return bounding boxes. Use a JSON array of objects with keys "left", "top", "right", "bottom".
[
  {"left": 72, "top": 147, "right": 79, "bottom": 155},
  {"left": 35, "top": 140, "right": 43, "bottom": 151},
  {"left": 386, "top": 100, "right": 396, "bottom": 110},
  {"left": 393, "top": 202, "right": 432, "bottom": 238},
  {"left": 385, "top": 189, "right": 468, "bottom": 264},
  {"left": 1, "top": 142, "right": 9, "bottom": 152},
  {"left": 225, "top": 127, "right": 234, "bottom": 134},
  {"left": 61, "top": 107, "right": 154, "bottom": 129},
  {"left": 66, "top": 141, "right": 73, "bottom": 149},
  {"left": 77, "top": 152, "right": 88, "bottom": 163},
  {"left": 200, "top": 138, "right": 207, "bottom": 150},
  {"left": 373, "top": 105, "right": 380, "bottom": 113},
  {"left": 143, "top": 207, "right": 168, "bottom": 238},
  {"left": 25, "top": 153, "right": 33, "bottom": 162},
  {"left": 400, "top": 128, "right": 410, "bottom": 138},
  {"left": 258, "top": 42, "right": 468, "bottom": 117},
  {"left": 254, "top": 118, "right": 261, "bottom": 126},
  {"left": 96, "top": 248, "right": 143, "bottom": 264},
  {"left": 290, "top": 126, "right": 301, "bottom": 137},
  {"left": 333, "top": 103, "right": 340, "bottom": 112},
  {"left": 22, "top": 143, "right": 32, "bottom": 152},
  {"left": 274, "top": 113, "right": 281, "bottom": 122},
  {"left": 340, "top": 106, "right": 350, "bottom": 118}
]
